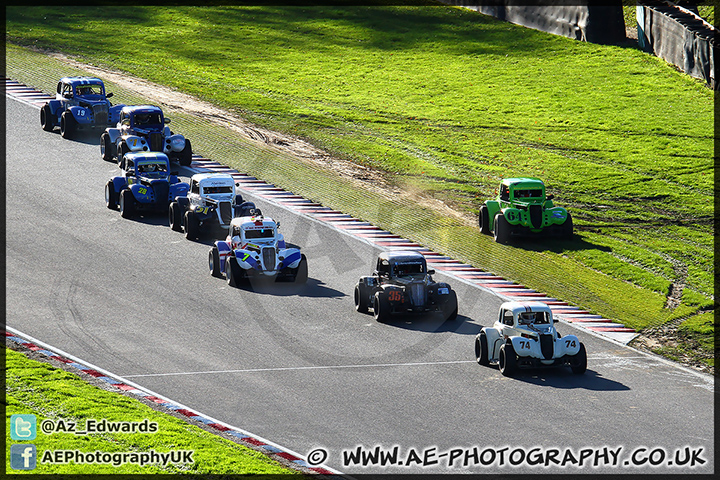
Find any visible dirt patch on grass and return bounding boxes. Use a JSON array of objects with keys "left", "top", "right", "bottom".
[{"left": 629, "top": 321, "right": 714, "bottom": 376}]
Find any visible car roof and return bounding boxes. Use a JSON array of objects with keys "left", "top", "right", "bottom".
[
  {"left": 230, "top": 216, "right": 276, "bottom": 229},
  {"left": 121, "top": 105, "right": 164, "bottom": 115},
  {"left": 378, "top": 250, "right": 426, "bottom": 263},
  {"left": 500, "top": 301, "right": 553, "bottom": 315},
  {"left": 60, "top": 76, "right": 104, "bottom": 86},
  {"left": 192, "top": 173, "right": 235, "bottom": 185},
  {"left": 502, "top": 177, "right": 545, "bottom": 188},
  {"left": 124, "top": 152, "right": 170, "bottom": 163}
]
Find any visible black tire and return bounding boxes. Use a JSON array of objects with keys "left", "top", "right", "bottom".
[
  {"left": 562, "top": 212, "right": 574, "bottom": 239},
  {"left": 479, "top": 204, "right": 491, "bottom": 235},
  {"left": 373, "top": 291, "right": 391, "bottom": 323},
  {"left": 570, "top": 342, "right": 587, "bottom": 374},
  {"left": 105, "top": 181, "right": 118, "bottom": 210},
  {"left": 101, "top": 132, "right": 114, "bottom": 161},
  {"left": 118, "top": 141, "right": 130, "bottom": 169},
  {"left": 179, "top": 139, "right": 192, "bottom": 166},
  {"left": 294, "top": 254, "right": 308, "bottom": 284},
  {"left": 354, "top": 284, "right": 369, "bottom": 314},
  {"left": 475, "top": 332, "right": 490, "bottom": 366},
  {"left": 225, "top": 255, "right": 243, "bottom": 287},
  {"left": 169, "top": 202, "right": 183, "bottom": 231},
  {"left": 209, "top": 246, "right": 222, "bottom": 278},
  {"left": 498, "top": 342, "right": 517, "bottom": 376},
  {"left": 41, "top": 105, "right": 54, "bottom": 131},
  {"left": 184, "top": 210, "right": 199, "bottom": 240},
  {"left": 493, "top": 213, "right": 511, "bottom": 244},
  {"left": 119, "top": 189, "right": 135, "bottom": 219},
  {"left": 60, "top": 111, "right": 77, "bottom": 139},
  {"left": 443, "top": 290, "right": 458, "bottom": 322}
]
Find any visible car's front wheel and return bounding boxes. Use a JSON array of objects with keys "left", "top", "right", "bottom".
[
  {"left": 225, "top": 255, "right": 243, "bottom": 287},
  {"left": 373, "top": 291, "right": 390, "bottom": 323},
  {"left": 119, "top": 189, "right": 135, "bottom": 219},
  {"left": 570, "top": 342, "right": 587, "bottom": 374},
  {"left": 562, "top": 212, "right": 574, "bottom": 239},
  {"left": 294, "top": 254, "right": 308, "bottom": 284},
  {"left": 442, "top": 290, "right": 458, "bottom": 322},
  {"left": 179, "top": 139, "right": 192, "bottom": 166},
  {"left": 498, "top": 343, "right": 517, "bottom": 376},
  {"left": 60, "top": 111, "right": 77, "bottom": 139},
  {"left": 184, "top": 210, "right": 199, "bottom": 240},
  {"left": 493, "top": 213, "right": 511, "bottom": 244}
]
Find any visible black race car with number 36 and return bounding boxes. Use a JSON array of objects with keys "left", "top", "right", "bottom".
[{"left": 354, "top": 251, "right": 458, "bottom": 323}]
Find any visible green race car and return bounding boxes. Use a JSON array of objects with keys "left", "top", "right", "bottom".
[{"left": 479, "top": 177, "right": 572, "bottom": 243}]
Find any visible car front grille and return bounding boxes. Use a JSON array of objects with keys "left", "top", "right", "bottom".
[
  {"left": 219, "top": 201, "right": 233, "bottom": 225},
  {"left": 92, "top": 104, "right": 109, "bottom": 126},
  {"left": 529, "top": 204, "right": 543, "bottom": 229},
  {"left": 262, "top": 247, "right": 276, "bottom": 271},
  {"left": 409, "top": 283, "right": 426, "bottom": 307},
  {"left": 540, "top": 334, "right": 554, "bottom": 359},
  {"left": 149, "top": 132, "right": 163, "bottom": 151},
  {"left": 152, "top": 181, "right": 169, "bottom": 205}
]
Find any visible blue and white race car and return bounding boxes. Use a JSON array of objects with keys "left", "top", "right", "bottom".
[
  {"left": 40, "top": 77, "right": 124, "bottom": 138},
  {"left": 209, "top": 215, "right": 307, "bottom": 286},
  {"left": 101, "top": 105, "right": 192, "bottom": 166},
  {"left": 105, "top": 152, "right": 189, "bottom": 219}
]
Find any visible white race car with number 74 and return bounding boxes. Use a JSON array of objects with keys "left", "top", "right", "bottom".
[{"left": 475, "top": 301, "right": 587, "bottom": 376}]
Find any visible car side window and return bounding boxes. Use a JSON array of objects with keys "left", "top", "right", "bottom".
[
  {"left": 377, "top": 259, "right": 389, "bottom": 277},
  {"left": 500, "top": 185, "right": 509, "bottom": 201},
  {"left": 191, "top": 181, "right": 200, "bottom": 194},
  {"left": 502, "top": 310, "right": 514, "bottom": 326}
]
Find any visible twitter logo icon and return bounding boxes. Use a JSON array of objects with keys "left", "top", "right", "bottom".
[{"left": 11, "top": 414, "right": 37, "bottom": 440}]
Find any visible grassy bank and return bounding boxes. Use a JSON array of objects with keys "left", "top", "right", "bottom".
[
  {"left": 5, "top": 5, "right": 713, "bottom": 367},
  {"left": 5, "top": 346, "right": 300, "bottom": 475}
]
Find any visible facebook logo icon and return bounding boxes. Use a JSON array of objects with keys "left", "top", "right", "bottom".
[
  {"left": 11, "top": 444, "right": 37, "bottom": 470},
  {"left": 11, "top": 414, "right": 37, "bottom": 440}
]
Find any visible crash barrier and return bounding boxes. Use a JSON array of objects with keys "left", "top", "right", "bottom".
[
  {"left": 439, "top": 1, "right": 626, "bottom": 44},
  {"left": 637, "top": 1, "right": 716, "bottom": 89}
]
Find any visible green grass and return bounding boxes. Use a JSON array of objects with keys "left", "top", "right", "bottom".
[
  {"left": 5, "top": 346, "right": 300, "bottom": 475},
  {"left": 5, "top": 5, "right": 714, "bottom": 361}
]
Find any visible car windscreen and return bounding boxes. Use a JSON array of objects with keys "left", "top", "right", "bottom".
[
  {"left": 203, "top": 186, "right": 234, "bottom": 195},
  {"left": 137, "top": 162, "right": 167, "bottom": 174},
  {"left": 392, "top": 262, "right": 425, "bottom": 277},
  {"left": 133, "top": 113, "right": 163, "bottom": 127},
  {"left": 513, "top": 189, "right": 543, "bottom": 199},
  {"left": 244, "top": 228, "right": 274, "bottom": 239}
]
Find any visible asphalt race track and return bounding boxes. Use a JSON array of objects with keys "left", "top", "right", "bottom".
[{"left": 6, "top": 97, "right": 714, "bottom": 475}]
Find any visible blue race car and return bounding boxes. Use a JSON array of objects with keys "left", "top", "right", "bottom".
[
  {"left": 101, "top": 105, "right": 193, "bottom": 167},
  {"left": 104, "top": 152, "right": 189, "bottom": 219},
  {"left": 40, "top": 77, "right": 124, "bottom": 138}
]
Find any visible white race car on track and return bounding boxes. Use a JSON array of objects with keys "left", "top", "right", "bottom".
[{"left": 475, "top": 301, "right": 587, "bottom": 376}]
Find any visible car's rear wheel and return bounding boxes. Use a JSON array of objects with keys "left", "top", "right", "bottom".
[
  {"left": 169, "top": 202, "right": 183, "bottom": 231},
  {"left": 184, "top": 210, "right": 199, "bottom": 240},
  {"left": 373, "top": 291, "right": 390, "bottom": 323},
  {"left": 179, "top": 139, "right": 192, "bottom": 166},
  {"left": 209, "top": 246, "right": 222, "bottom": 278},
  {"left": 119, "top": 189, "right": 135, "bottom": 219},
  {"left": 60, "top": 111, "right": 77, "bottom": 139},
  {"left": 498, "top": 343, "right": 517, "bottom": 376},
  {"left": 479, "top": 204, "right": 491, "bottom": 235},
  {"left": 105, "top": 181, "right": 117, "bottom": 210},
  {"left": 354, "top": 284, "right": 369, "bottom": 314},
  {"left": 41, "top": 105, "right": 54, "bottom": 131},
  {"left": 101, "top": 132, "right": 114, "bottom": 161},
  {"left": 570, "top": 342, "right": 587, "bottom": 374},
  {"left": 475, "top": 332, "right": 490, "bottom": 366},
  {"left": 493, "top": 213, "right": 511, "bottom": 244},
  {"left": 562, "top": 212, "right": 574, "bottom": 239}
]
